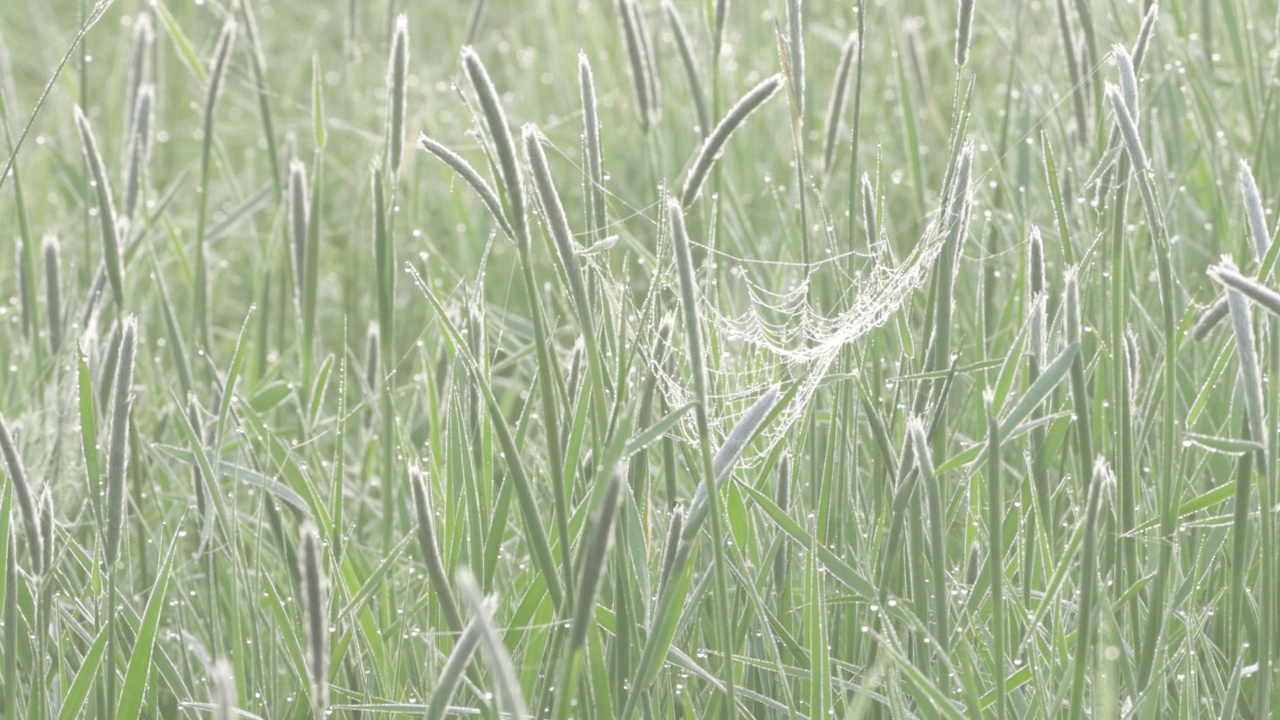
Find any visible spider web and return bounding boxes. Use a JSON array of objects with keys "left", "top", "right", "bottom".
[{"left": 633, "top": 194, "right": 955, "bottom": 454}]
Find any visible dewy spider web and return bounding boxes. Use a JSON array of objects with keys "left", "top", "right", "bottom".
[
  {"left": 641, "top": 196, "right": 956, "bottom": 454},
  {"left": 582, "top": 21, "right": 1113, "bottom": 461}
]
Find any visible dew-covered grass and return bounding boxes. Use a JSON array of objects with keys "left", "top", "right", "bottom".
[{"left": 1, "top": 0, "right": 1280, "bottom": 717}]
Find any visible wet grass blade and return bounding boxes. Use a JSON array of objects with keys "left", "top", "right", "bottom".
[
  {"left": 410, "top": 265, "right": 564, "bottom": 611},
  {"left": 116, "top": 530, "right": 178, "bottom": 720},
  {"left": 457, "top": 568, "right": 531, "bottom": 720}
]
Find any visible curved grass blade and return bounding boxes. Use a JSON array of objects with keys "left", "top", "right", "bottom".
[
  {"left": 424, "top": 615, "right": 485, "bottom": 720},
  {"left": 457, "top": 568, "right": 530, "bottom": 720}
]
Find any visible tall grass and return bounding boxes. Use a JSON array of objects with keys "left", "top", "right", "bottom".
[
  {"left": 2, "top": 1, "right": 1279, "bottom": 718},
  {"left": 667, "top": 196, "right": 738, "bottom": 713}
]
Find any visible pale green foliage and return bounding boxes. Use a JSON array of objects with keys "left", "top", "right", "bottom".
[{"left": 1, "top": 1, "right": 1278, "bottom": 718}]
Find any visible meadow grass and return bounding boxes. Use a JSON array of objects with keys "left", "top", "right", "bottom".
[{"left": 1, "top": 0, "right": 1280, "bottom": 718}]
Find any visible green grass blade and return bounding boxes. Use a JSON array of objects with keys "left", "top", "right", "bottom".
[{"left": 115, "top": 530, "right": 178, "bottom": 720}]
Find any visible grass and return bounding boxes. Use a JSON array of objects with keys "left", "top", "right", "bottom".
[{"left": 1, "top": 0, "right": 1280, "bottom": 718}]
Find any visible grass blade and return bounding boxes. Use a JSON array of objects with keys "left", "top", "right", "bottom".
[
  {"left": 410, "top": 465, "right": 462, "bottom": 632},
  {"left": 1067, "top": 458, "right": 1109, "bottom": 719},
  {"left": 194, "top": 19, "right": 238, "bottom": 350},
  {"left": 424, "top": 616, "right": 485, "bottom": 719},
  {"left": 457, "top": 568, "right": 531, "bottom": 720},
  {"left": 662, "top": 1, "right": 710, "bottom": 135},
  {"left": 115, "top": 530, "right": 178, "bottom": 720},
  {"left": 822, "top": 30, "right": 857, "bottom": 178}
]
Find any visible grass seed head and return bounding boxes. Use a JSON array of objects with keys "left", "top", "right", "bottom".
[
  {"left": 123, "top": 84, "right": 154, "bottom": 223},
  {"left": 364, "top": 322, "right": 380, "bottom": 393},
  {"left": 1113, "top": 44, "right": 1139, "bottom": 116},
  {"left": 411, "top": 465, "right": 462, "bottom": 632},
  {"left": 956, "top": 0, "right": 975, "bottom": 66},
  {"left": 125, "top": 11, "right": 154, "bottom": 136},
  {"left": 1131, "top": 2, "right": 1159, "bottom": 72},
  {"left": 681, "top": 74, "right": 784, "bottom": 207},
  {"left": 657, "top": 503, "right": 685, "bottom": 599},
  {"left": 861, "top": 172, "right": 877, "bottom": 244},
  {"left": 568, "top": 469, "right": 624, "bottom": 652},
  {"left": 74, "top": 104, "right": 126, "bottom": 312},
  {"left": 16, "top": 239, "right": 31, "bottom": 340},
  {"left": 1238, "top": 160, "right": 1271, "bottom": 264},
  {"left": 289, "top": 159, "right": 310, "bottom": 302},
  {"left": 1191, "top": 297, "right": 1229, "bottom": 341},
  {"left": 417, "top": 133, "right": 516, "bottom": 242},
  {"left": 39, "top": 488, "right": 53, "bottom": 582},
  {"left": 42, "top": 233, "right": 62, "bottom": 354},
  {"left": 211, "top": 658, "right": 237, "bottom": 720},
  {"left": 966, "top": 540, "right": 982, "bottom": 586},
  {"left": 1211, "top": 263, "right": 1280, "bottom": 319},
  {"left": 663, "top": 0, "right": 710, "bottom": 135},
  {"left": 299, "top": 522, "right": 329, "bottom": 713},
  {"left": 579, "top": 51, "right": 607, "bottom": 242},
  {"left": 104, "top": 315, "right": 138, "bottom": 568},
  {"left": 386, "top": 14, "right": 409, "bottom": 173},
  {"left": 618, "top": 0, "right": 658, "bottom": 132},
  {"left": 206, "top": 21, "right": 238, "bottom": 119},
  {"left": 1107, "top": 83, "right": 1148, "bottom": 171},
  {"left": 1224, "top": 285, "right": 1267, "bottom": 455},
  {"left": 0, "top": 415, "right": 42, "bottom": 575},
  {"left": 1065, "top": 267, "right": 1082, "bottom": 345},
  {"left": 461, "top": 46, "right": 528, "bottom": 250},
  {"left": 786, "top": 0, "right": 805, "bottom": 119}
]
